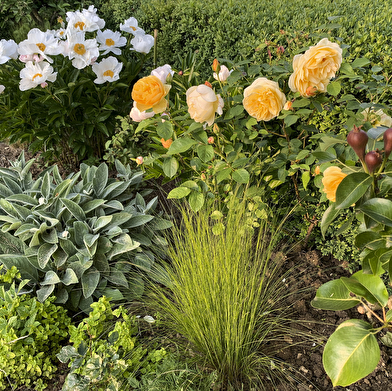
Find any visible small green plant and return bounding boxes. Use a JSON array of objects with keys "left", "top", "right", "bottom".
[
  {"left": 0, "top": 265, "right": 71, "bottom": 391},
  {"left": 148, "top": 202, "right": 305, "bottom": 390},
  {"left": 57, "top": 296, "right": 168, "bottom": 390},
  {"left": 0, "top": 153, "right": 171, "bottom": 312}
]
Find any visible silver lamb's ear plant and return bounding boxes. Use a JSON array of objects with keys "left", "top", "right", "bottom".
[{"left": 0, "top": 153, "right": 172, "bottom": 313}]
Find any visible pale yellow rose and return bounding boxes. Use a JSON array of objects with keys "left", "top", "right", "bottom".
[
  {"left": 288, "top": 38, "right": 342, "bottom": 97},
  {"left": 131, "top": 75, "right": 171, "bottom": 114},
  {"left": 186, "top": 84, "right": 224, "bottom": 126},
  {"left": 322, "top": 166, "right": 347, "bottom": 202},
  {"left": 243, "top": 77, "right": 286, "bottom": 121},
  {"left": 361, "top": 108, "right": 392, "bottom": 128}
]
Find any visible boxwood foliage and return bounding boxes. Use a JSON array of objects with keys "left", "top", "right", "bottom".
[{"left": 0, "top": 153, "right": 171, "bottom": 312}]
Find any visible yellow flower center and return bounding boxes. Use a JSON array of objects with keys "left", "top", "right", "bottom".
[
  {"left": 105, "top": 38, "right": 115, "bottom": 46},
  {"left": 74, "top": 43, "right": 86, "bottom": 55},
  {"left": 74, "top": 21, "right": 85, "bottom": 30},
  {"left": 36, "top": 43, "right": 46, "bottom": 52},
  {"left": 130, "top": 26, "right": 137, "bottom": 31},
  {"left": 103, "top": 70, "right": 114, "bottom": 78},
  {"left": 57, "top": 17, "right": 63, "bottom": 24},
  {"left": 59, "top": 31, "right": 64, "bottom": 36},
  {"left": 32, "top": 73, "right": 42, "bottom": 81}
]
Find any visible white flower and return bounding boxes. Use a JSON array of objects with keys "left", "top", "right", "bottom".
[
  {"left": 129, "top": 102, "right": 155, "bottom": 122},
  {"left": 38, "top": 197, "right": 45, "bottom": 205},
  {"left": 55, "top": 28, "right": 67, "bottom": 40},
  {"left": 151, "top": 64, "right": 174, "bottom": 83},
  {"left": 96, "top": 29, "right": 127, "bottom": 55},
  {"left": 18, "top": 28, "right": 61, "bottom": 64},
  {"left": 130, "top": 33, "right": 154, "bottom": 54},
  {"left": 0, "top": 85, "right": 5, "bottom": 94},
  {"left": 64, "top": 31, "right": 99, "bottom": 69},
  {"left": 143, "top": 315, "right": 155, "bottom": 324},
  {"left": 19, "top": 54, "right": 44, "bottom": 63},
  {"left": 66, "top": 6, "right": 105, "bottom": 33},
  {"left": 213, "top": 65, "right": 233, "bottom": 82},
  {"left": 19, "top": 61, "right": 57, "bottom": 91},
  {"left": 92, "top": 56, "right": 123, "bottom": 84},
  {"left": 361, "top": 108, "right": 392, "bottom": 128},
  {"left": 0, "top": 39, "right": 18, "bottom": 64},
  {"left": 120, "top": 17, "right": 145, "bottom": 35}
]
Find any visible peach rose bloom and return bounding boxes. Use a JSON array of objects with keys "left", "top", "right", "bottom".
[
  {"left": 132, "top": 75, "right": 171, "bottom": 114},
  {"left": 243, "top": 77, "right": 286, "bottom": 121},
  {"left": 186, "top": 84, "right": 224, "bottom": 126},
  {"left": 288, "top": 38, "right": 342, "bottom": 97},
  {"left": 322, "top": 166, "right": 347, "bottom": 202},
  {"left": 161, "top": 138, "right": 173, "bottom": 148}
]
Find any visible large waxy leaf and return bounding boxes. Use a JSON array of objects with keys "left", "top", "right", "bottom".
[
  {"left": 81, "top": 267, "right": 100, "bottom": 298},
  {"left": 320, "top": 203, "right": 341, "bottom": 238},
  {"left": 359, "top": 198, "right": 392, "bottom": 227},
  {"left": 311, "top": 279, "right": 360, "bottom": 310},
  {"left": 335, "top": 173, "right": 372, "bottom": 209},
  {"left": 341, "top": 270, "right": 388, "bottom": 306},
  {"left": 38, "top": 243, "right": 58, "bottom": 269},
  {"left": 354, "top": 231, "right": 384, "bottom": 250},
  {"left": 93, "top": 163, "right": 108, "bottom": 197},
  {"left": 60, "top": 198, "right": 86, "bottom": 221},
  {"left": 323, "top": 319, "right": 379, "bottom": 387}
]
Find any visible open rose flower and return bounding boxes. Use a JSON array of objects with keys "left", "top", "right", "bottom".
[
  {"left": 288, "top": 38, "right": 342, "bottom": 97},
  {"left": 243, "top": 77, "right": 286, "bottom": 121},
  {"left": 132, "top": 75, "right": 171, "bottom": 114},
  {"left": 322, "top": 166, "right": 347, "bottom": 202},
  {"left": 186, "top": 84, "right": 224, "bottom": 126}
]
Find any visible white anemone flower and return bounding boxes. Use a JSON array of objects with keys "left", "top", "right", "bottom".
[
  {"left": 55, "top": 28, "right": 67, "bottom": 40},
  {"left": 92, "top": 56, "right": 123, "bottom": 84},
  {"left": 96, "top": 29, "right": 126, "bottom": 55},
  {"left": 18, "top": 28, "right": 61, "bottom": 64},
  {"left": 130, "top": 33, "right": 154, "bottom": 54},
  {"left": 19, "top": 61, "right": 57, "bottom": 91},
  {"left": 64, "top": 31, "right": 99, "bottom": 69},
  {"left": 0, "top": 39, "right": 18, "bottom": 64},
  {"left": 66, "top": 6, "right": 105, "bottom": 33},
  {"left": 120, "top": 17, "right": 145, "bottom": 35}
]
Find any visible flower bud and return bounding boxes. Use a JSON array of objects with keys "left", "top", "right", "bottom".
[
  {"left": 135, "top": 156, "right": 144, "bottom": 165},
  {"left": 204, "top": 81, "right": 212, "bottom": 88},
  {"left": 305, "top": 86, "right": 317, "bottom": 97},
  {"left": 365, "top": 150, "right": 382, "bottom": 174},
  {"left": 347, "top": 125, "right": 368, "bottom": 162},
  {"left": 212, "top": 59, "right": 219, "bottom": 73},
  {"left": 383, "top": 128, "right": 392, "bottom": 158},
  {"left": 207, "top": 136, "right": 214, "bottom": 144}
]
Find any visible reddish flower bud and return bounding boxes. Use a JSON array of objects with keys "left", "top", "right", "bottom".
[
  {"left": 365, "top": 150, "right": 382, "bottom": 174},
  {"left": 383, "top": 128, "right": 392, "bottom": 158},
  {"left": 347, "top": 125, "right": 368, "bottom": 162},
  {"left": 204, "top": 81, "right": 212, "bottom": 88},
  {"left": 212, "top": 59, "right": 219, "bottom": 72}
]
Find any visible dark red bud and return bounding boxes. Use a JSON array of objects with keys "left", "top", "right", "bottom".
[
  {"left": 365, "top": 150, "right": 382, "bottom": 174},
  {"left": 383, "top": 128, "right": 392, "bottom": 158},
  {"left": 347, "top": 125, "right": 368, "bottom": 161}
]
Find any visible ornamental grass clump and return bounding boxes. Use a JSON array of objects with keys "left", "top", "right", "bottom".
[{"left": 149, "top": 204, "right": 305, "bottom": 390}]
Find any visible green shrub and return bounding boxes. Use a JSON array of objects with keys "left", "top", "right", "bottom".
[
  {"left": 148, "top": 202, "right": 306, "bottom": 390},
  {"left": 0, "top": 266, "right": 71, "bottom": 391},
  {"left": 0, "top": 153, "right": 171, "bottom": 312},
  {"left": 57, "top": 296, "right": 167, "bottom": 390}
]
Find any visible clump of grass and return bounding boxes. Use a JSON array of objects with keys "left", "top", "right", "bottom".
[{"left": 148, "top": 203, "right": 307, "bottom": 390}]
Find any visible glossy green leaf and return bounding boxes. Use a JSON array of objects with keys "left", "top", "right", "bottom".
[
  {"left": 197, "top": 144, "right": 214, "bottom": 162},
  {"left": 157, "top": 121, "right": 173, "bottom": 140},
  {"left": 163, "top": 156, "right": 179, "bottom": 178},
  {"left": 232, "top": 168, "right": 250, "bottom": 184},
  {"left": 323, "top": 319, "right": 379, "bottom": 387},
  {"left": 327, "top": 81, "right": 341, "bottom": 96},
  {"left": 189, "top": 191, "right": 204, "bottom": 212},
  {"left": 355, "top": 231, "right": 384, "bottom": 250},
  {"left": 360, "top": 198, "right": 392, "bottom": 227},
  {"left": 311, "top": 279, "right": 360, "bottom": 310},
  {"left": 335, "top": 173, "right": 372, "bottom": 209},
  {"left": 342, "top": 270, "right": 388, "bottom": 306},
  {"left": 320, "top": 203, "right": 341, "bottom": 238},
  {"left": 167, "top": 137, "right": 198, "bottom": 155},
  {"left": 167, "top": 187, "right": 191, "bottom": 199}
]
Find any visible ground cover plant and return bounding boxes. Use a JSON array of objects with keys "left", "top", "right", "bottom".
[{"left": 0, "top": 1, "right": 392, "bottom": 390}]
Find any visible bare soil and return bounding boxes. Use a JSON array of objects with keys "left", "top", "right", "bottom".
[{"left": 1, "top": 143, "right": 391, "bottom": 391}]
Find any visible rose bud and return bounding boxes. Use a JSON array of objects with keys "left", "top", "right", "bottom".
[
  {"left": 347, "top": 125, "right": 368, "bottom": 162},
  {"left": 365, "top": 150, "right": 382, "bottom": 174},
  {"left": 383, "top": 128, "right": 392, "bottom": 158}
]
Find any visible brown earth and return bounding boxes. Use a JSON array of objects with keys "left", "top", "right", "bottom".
[{"left": 0, "top": 142, "right": 391, "bottom": 391}]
